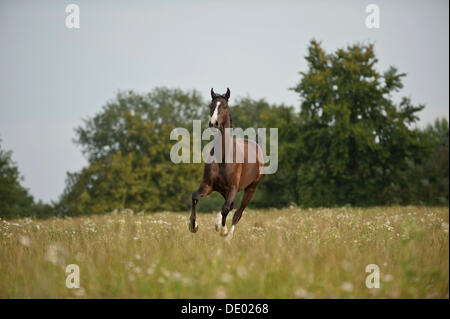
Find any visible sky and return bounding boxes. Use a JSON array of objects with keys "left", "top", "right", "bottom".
[{"left": 0, "top": 0, "right": 448, "bottom": 203}]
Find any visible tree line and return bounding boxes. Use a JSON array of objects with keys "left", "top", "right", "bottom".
[{"left": 1, "top": 40, "right": 448, "bottom": 218}]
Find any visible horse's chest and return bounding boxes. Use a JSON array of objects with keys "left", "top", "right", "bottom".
[{"left": 208, "top": 163, "right": 234, "bottom": 192}]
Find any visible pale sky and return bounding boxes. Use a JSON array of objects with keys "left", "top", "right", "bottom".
[{"left": 0, "top": 0, "right": 448, "bottom": 202}]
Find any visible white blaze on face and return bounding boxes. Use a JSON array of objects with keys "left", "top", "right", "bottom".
[{"left": 210, "top": 100, "right": 221, "bottom": 126}]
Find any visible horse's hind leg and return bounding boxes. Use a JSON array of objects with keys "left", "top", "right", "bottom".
[
  {"left": 215, "top": 201, "right": 234, "bottom": 232},
  {"left": 190, "top": 183, "right": 212, "bottom": 233},
  {"left": 216, "top": 186, "right": 238, "bottom": 236},
  {"left": 226, "top": 182, "right": 258, "bottom": 240}
]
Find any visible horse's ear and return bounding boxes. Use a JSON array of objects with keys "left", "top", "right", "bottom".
[
  {"left": 211, "top": 88, "right": 217, "bottom": 100},
  {"left": 224, "top": 88, "right": 231, "bottom": 100}
]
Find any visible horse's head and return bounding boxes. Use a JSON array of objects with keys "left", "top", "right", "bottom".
[{"left": 209, "top": 88, "right": 231, "bottom": 130}]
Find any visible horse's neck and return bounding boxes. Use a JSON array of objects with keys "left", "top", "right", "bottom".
[
  {"left": 222, "top": 114, "right": 232, "bottom": 141},
  {"left": 225, "top": 113, "right": 232, "bottom": 129},
  {"left": 219, "top": 115, "right": 232, "bottom": 163}
]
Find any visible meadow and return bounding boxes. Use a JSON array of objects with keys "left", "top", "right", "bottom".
[{"left": 0, "top": 206, "right": 448, "bottom": 298}]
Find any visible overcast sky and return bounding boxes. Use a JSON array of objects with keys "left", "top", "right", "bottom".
[{"left": 0, "top": 0, "right": 448, "bottom": 202}]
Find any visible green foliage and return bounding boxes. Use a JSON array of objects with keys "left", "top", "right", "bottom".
[
  {"left": 231, "top": 97, "right": 301, "bottom": 207},
  {"left": 0, "top": 139, "right": 34, "bottom": 218},
  {"left": 2, "top": 40, "right": 447, "bottom": 218},
  {"left": 58, "top": 88, "right": 206, "bottom": 216},
  {"left": 58, "top": 91, "right": 304, "bottom": 215},
  {"left": 56, "top": 41, "right": 448, "bottom": 215},
  {"left": 290, "top": 40, "right": 429, "bottom": 206},
  {"left": 392, "top": 118, "right": 449, "bottom": 205}
]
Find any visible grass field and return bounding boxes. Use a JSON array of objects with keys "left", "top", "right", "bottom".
[{"left": 0, "top": 206, "right": 448, "bottom": 298}]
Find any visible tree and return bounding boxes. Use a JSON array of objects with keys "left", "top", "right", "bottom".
[
  {"left": 423, "top": 118, "right": 449, "bottom": 204},
  {"left": 58, "top": 88, "right": 207, "bottom": 215},
  {"left": 395, "top": 118, "right": 449, "bottom": 205},
  {"left": 58, "top": 88, "right": 303, "bottom": 215},
  {"left": 231, "top": 97, "right": 300, "bottom": 207},
  {"left": 291, "top": 40, "right": 428, "bottom": 206},
  {"left": 0, "top": 138, "right": 34, "bottom": 218}
]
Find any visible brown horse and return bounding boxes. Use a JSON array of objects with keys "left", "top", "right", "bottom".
[{"left": 189, "top": 88, "right": 264, "bottom": 240}]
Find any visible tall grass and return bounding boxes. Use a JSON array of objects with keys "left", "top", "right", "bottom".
[{"left": 0, "top": 206, "right": 448, "bottom": 298}]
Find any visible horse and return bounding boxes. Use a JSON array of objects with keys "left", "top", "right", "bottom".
[{"left": 189, "top": 88, "right": 264, "bottom": 240}]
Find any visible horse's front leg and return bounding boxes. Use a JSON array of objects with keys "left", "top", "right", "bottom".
[
  {"left": 226, "top": 182, "right": 259, "bottom": 241},
  {"left": 215, "top": 200, "right": 234, "bottom": 232},
  {"left": 190, "top": 183, "right": 212, "bottom": 233},
  {"left": 216, "top": 186, "right": 238, "bottom": 236}
]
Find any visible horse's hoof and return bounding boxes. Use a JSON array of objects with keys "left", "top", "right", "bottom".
[
  {"left": 225, "top": 226, "right": 235, "bottom": 241},
  {"left": 189, "top": 220, "right": 198, "bottom": 233},
  {"left": 219, "top": 225, "right": 228, "bottom": 237}
]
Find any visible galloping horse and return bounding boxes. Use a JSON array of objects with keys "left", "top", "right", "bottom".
[{"left": 189, "top": 88, "right": 264, "bottom": 240}]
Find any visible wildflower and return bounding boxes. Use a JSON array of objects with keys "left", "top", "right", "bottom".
[
  {"left": 236, "top": 266, "right": 247, "bottom": 279},
  {"left": 181, "top": 277, "right": 192, "bottom": 285},
  {"left": 149, "top": 220, "right": 171, "bottom": 226},
  {"left": 341, "top": 260, "right": 352, "bottom": 271},
  {"left": 294, "top": 287, "right": 309, "bottom": 298},
  {"left": 73, "top": 287, "right": 86, "bottom": 297},
  {"left": 46, "top": 244, "right": 66, "bottom": 265},
  {"left": 383, "top": 274, "right": 394, "bottom": 282},
  {"left": 341, "top": 282, "right": 354, "bottom": 292},
  {"left": 172, "top": 272, "right": 182, "bottom": 280},
  {"left": 215, "top": 286, "right": 227, "bottom": 298},
  {"left": 161, "top": 268, "right": 171, "bottom": 277},
  {"left": 18, "top": 235, "right": 31, "bottom": 247},
  {"left": 220, "top": 273, "right": 233, "bottom": 284}
]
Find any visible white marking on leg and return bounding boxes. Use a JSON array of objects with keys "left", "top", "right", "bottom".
[
  {"left": 226, "top": 225, "right": 235, "bottom": 241},
  {"left": 215, "top": 212, "right": 222, "bottom": 231},
  {"left": 215, "top": 211, "right": 228, "bottom": 236},
  {"left": 220, "top": 225, "right": 228, "bottom": 236}
]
